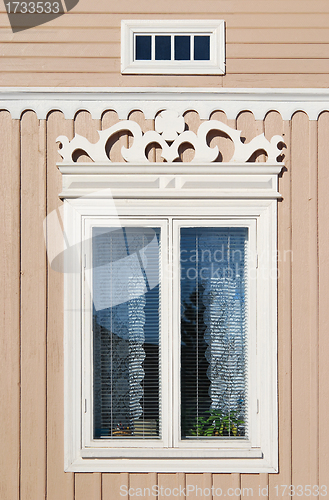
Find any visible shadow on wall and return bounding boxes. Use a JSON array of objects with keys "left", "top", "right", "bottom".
[{"left": 4, "top": 0, "right": 79, "bottom": 32}]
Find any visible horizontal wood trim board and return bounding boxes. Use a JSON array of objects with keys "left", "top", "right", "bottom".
[
  {"left": 227, "top": 28, "right": 329, "bottom": 44},
  {"left": 226, "top": 59, "right": 329, "bottom": 74},
  {"left": 1, "top": 44, "right": 329, "bottom": 60},
  {"left": 0, "top": 43, "right": 120, "bottom": 58},
  {"left": 3, "top": 13, "right": 329, "bottom": 28},
  {"left": 0, "top": 58, "right": 120, "bottom": 72},
  {"left": 2, "top": 28, "right": 329, "bottom": 45},
  {"left": 221, "top": 74, "right": 329, "bottom": 87},
  {"left": 3, "top": 88, "right": 329, "bottom": 119},
  {"left": 5, "top": 74, "right": 328, "bottom": 87},
  {"left": 227, "top": 44, "right": 329, "bottom": 59},
  {"left": 0, "top": 74, "right": 227, "bottom": 87},
  {"left": 1, "top": 59, "right": 329, "bottom": 75},
  {"left": 2, "top": 0, "right": 329, "bottom": 14}
]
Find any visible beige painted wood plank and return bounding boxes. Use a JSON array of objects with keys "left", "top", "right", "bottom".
[
  {"left": 102, "top": 473, "right": 128, "bottom": 500},
  {"left": 0, "top": 42, "right": 120, "bottom": 58},
  {"left": 2, "top": 28, "right": 329, "bottom": 45},
  {"left": 237, "top": 112, "right": 268, "bottom": 498},
  {"left": 20, "top": 112, "right": 47, "bottom": 500},
  {"left": 290, "top": 112, "right": 314, "bottom": 486},
  {"left": 227, "top": 44, "right": 329, "bottom": 60},
  {"left": 74, "top": 473, "right": 102, "bottom": 500},
  {"left": 227, "top": 28, "right": 329, "bottom": 44},
  {"left": 236, "top": 111, "right": 265, "bottom": 161},
  {"left": 74, "top": 110, "right": 101, "bottom": 161},
  {"left": 0, "top": 69, "right": 224, "bottom": 89},
  {"left": 0, "top": 113, "right": 20, "bottom": 500},
  {"left": 2, "top": 71, "right": 329, "bottom": 89},
  {"left": 307, "top": 120, "right": 319, "bottom": 488},
  {"left": 102, "top": 110, "right": 126, "bottom": 163},
  {"left": 94, "top": 12, "right": 329, "bottom": 29},
  {"left": 3, "top": 0, "right": 329, "bottom": 15},
  {"left": 0, "top": 28, "right": 120, "bottom": 43},
  {"left": 73, "top": 110, "right": 102, "bottom": 500},
  {"left": 290, "top": 113, "right": 319, "bottom": 489},
  {"left": 185, "top": 474, "right": 212, "bottom": 500},
  {"left": 157, "top": 473, "right": 185, "bottom": 500},
  {"left": 1, "top": 42, "right": 329, "bottom": 61},
  {"left": 209, "top": 111, "right": 235, "bottom": 162},
  {"left": 0, "top": 28, "right": 329, "bottom": 45},
  {"left": 0, "top": 72, "right": 328, "bottom": 90},
  {"left": 57, "top": 0, "right": 329, "bottom": 14},
  {"left": 227, "top": 59, "right": 329, "bottom": 74},
  {"left": 4, "top": 12, "right": 329, "bottom": 28},
  {"left": 241, "top": 474, "right": 269, "bottom": 500},
  {"left": 181, "top": 110, "right": 204, "bottom": 162},
  {"left": 3, "top": 57, "right": 329, "bottom": 75},
  {"left": 213, "top": 474, "right": 240, "bottom": 500},
  {"left": 2, "top": 27, "right": 328, "bottom": 45},
  {"left": 0, "top": 57, "right": 120, "bottom": 72},
  {"left": 128, "top": 110, "right": 156, "bottom": 162},
  {"left": 223, "top": 73, "right": 329, "bottom": 88},
  {"left": 318, "top": 112, "right": 329, "bottom": 491},
  {"left": 128, "top": 474, "right": 157, "bottom": 499},
  {"left": 46, "top": 111, "right": 74, "bottom": 500},
  {"left": 61, "top": 0, "right": 328, "bottom": 14},
  {"left": 265, "top": 114, "right": 292, "bottom": 500}
]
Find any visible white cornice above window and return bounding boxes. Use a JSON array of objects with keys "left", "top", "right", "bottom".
[
  {"left": 56, "top": 110, "right": 284, "bottom": 200},
  {"left": 1, "top": 88, "right": 329, "bottom": 120}
]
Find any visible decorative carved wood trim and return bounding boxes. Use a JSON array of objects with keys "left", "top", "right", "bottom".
[{"left": 57, "top": 109, "right": 283, "bottom": 164}]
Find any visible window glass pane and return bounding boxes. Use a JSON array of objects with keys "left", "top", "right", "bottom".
[
  {"left": 180, "top": 227, "right": 247, "bottom": 439},
  {"left": 194, "top": 35, "right": 210, "bottom": 60},
  {"left": 135, "top": 35, "right": 152, "bottom": 60},
  {"left": 174, "top": 35, "right": 190, "bottom": 60},
  {"left": 155, "top": 35, "right": 171, "bottom": 60},
  {"left": 92, "top": 227, "right": 161, "bottom": 439}
]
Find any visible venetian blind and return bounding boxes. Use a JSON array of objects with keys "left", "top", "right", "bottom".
[
  {"left": 180, "top": 227, "right": 248, "bottom": 439},
  {"left": 92, "top": 226, "right": 161, "bottom": 439}
]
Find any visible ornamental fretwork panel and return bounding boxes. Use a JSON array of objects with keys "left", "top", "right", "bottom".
[{"left": 57, "top": 109, "right": 283, "bottom": 165}]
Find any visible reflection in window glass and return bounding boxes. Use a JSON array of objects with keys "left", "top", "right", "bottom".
[
  {"left": 135, "top": 35, "right": 152, "bottom": 60},
  {"left": 174, "top": 35, "right": 190, "bottom": 60},
  {"left": 180, "top": 227, "right": 247, "bottom": 439},
  {"left": 155, "top": 35, "right": 171, "bottom": 60},
  {"left": 92, "top": 227, "right": 161, "bottom": 439},
  {"left": 194, "top": 35, "right": 210, "bottom": 60}
]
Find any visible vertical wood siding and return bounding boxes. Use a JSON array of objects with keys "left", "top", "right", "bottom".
[
  {"left": 0, "top": 112, "right": 20, "bottom": 500},
  {"left": 317, "top": 112, "right": 329, "bottom": 490},
  {"left": 1, "top": 0, "right": 329, "bottom": 87},
  {"left": 46, "top": 111, "right": 74, "bottom": 500},
  {"left": 20, "top": 112, "right": 47, "bottom": 499},
  {"left": 1, "top": 109, "right": 328, "bottom": 499}
]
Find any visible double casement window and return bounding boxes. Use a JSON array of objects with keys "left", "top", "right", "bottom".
[
  {"left": 64, "top": 195, "right": 278, "bottom": 473},
  {"left": 84, "top": 218, "right": 253, "bottom": 451},
  {"left": 59, "top": 113, "right": 282, "bottom": 472}
]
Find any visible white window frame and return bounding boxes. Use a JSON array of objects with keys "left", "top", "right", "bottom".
[
  {"left": 121, "top": 20, "right": 225, "bottom": 75},
  {"left": 64, "top": 192, "right": 278, "bottom": 473}
]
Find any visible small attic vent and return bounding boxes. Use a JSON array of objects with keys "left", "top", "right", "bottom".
[{"left": 121, "top": 20, "right": 225, "bottom": 75}]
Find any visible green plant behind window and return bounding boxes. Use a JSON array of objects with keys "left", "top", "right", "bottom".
[{"left": 189, "top": 409, "right": 244, "bottom": 437}]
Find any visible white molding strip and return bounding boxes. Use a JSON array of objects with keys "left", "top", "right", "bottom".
[
  {"left": 58, "top": 162, "right": 282, "bottom": 200},
  {"left": 1, "top": 88, "right": 329, "bottom": 120}
]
